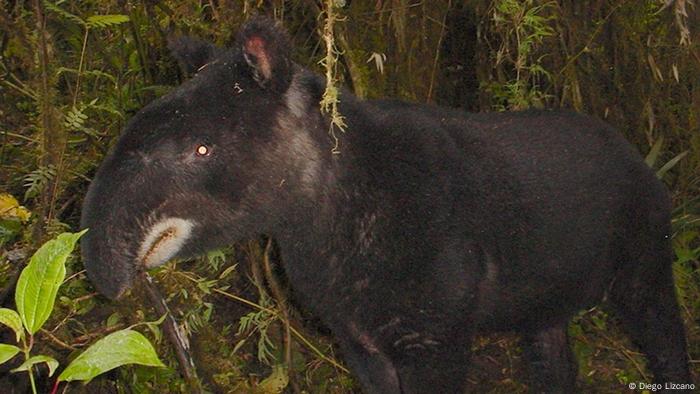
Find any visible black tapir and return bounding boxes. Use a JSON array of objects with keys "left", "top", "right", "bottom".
[{"left": 80, "top": 17, "right": 692, "bottom": 393}]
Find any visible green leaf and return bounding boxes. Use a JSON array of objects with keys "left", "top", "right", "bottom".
[
  {"left": 86, "top": 14, "right": 130, "bottom": 28},
  {"left": 11, "top": 355, "right": 59, "bottom": 377},
  {"left": 0, "top": 344, "right": 20, "bottom": 365},
  {"left": 656, "top": 150, "right": 688, "bottom": 179},
  {"left": 58, "top": 329, "right": 165, "bottom": 383},
  {"left": 258, "top": 364, "right": 289, "bottom": 394},
  {"left": 676, "top": 246, "right": 700, "bottom": 264},
  {"left": 0, "top": 308, "right": 24, "bottom": 342},
  {"left": 141, "top": 313, "right": 167, "bottom": 344},
  {"left": 15, "top": 230, "right": 88, "bottom": 334},
  {"left": 644, "top": 136, "right": 663, "bottom": 167},
  {"left": 106, "top": 312, "right": 122, "bottom": 327},
  {"left": 0, "top": 218, "right": 22, "bottom": 248},
  {"left": 219, "top": 263, "right": 238, "bottom": 279}
]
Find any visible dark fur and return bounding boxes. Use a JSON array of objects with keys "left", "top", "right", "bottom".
[
  {"left": 167, "top": 36, "right": 220, "bottom": 75},
  {"left": 81, "top": 17, "right": 691, "bottom": 393}
]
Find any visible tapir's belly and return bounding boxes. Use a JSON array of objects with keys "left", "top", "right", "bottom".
[{"left": 467, "top": 237, "right": 617, "bottom": 332}]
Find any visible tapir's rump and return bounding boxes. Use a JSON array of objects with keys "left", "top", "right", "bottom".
[{"left": 80, "top": 16, "right": 692, "bottom": 393}]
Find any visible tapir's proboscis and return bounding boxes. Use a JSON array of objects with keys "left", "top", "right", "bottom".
[{"left": 80, "top": 17, "right": 692, "bottom": 393}]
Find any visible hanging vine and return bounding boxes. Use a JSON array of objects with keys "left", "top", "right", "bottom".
[{"left": 319, "top": 0, "right": 347, "bottom": 153}]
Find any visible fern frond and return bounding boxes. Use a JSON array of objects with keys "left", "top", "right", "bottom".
[
  {"left": 23, "top": 165, "right": 58, "bottom": 201},
  {"left": 43, "top": 1, "right": 86, "bottom": 26},
  {"left": 86, "top": 14, "right": 130, "bottom": 29}
]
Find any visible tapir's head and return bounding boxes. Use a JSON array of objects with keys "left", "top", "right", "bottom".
[{"left": 80, "top": 17, "right": 325, "bottom": 299}]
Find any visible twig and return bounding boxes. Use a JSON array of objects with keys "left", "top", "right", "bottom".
[
  {"left": 71, "top": 324, "right": 123, "bottom": 345},
  {"left": 62, "top": 269, "right": 86, "bottom": 284},
  {"left": 138, "top": 272, "right": 202, "bottom": 394},
  {"left": 577, "top": 315, "right": 650, "bottom": 381},
  {"left": 40, "top": 329, "right": 77, "bottom": 351},
  {"left": 174, "top": 269, "right": 350, "bottom": 373},
  {"left": 260, "top": 240, "right": 293, "bottom": 372},
  {"left": 0, "top": 130, "right": 39, "bottom": 143},
  {"left": 599, "top": 334, "right": 649, "bottom": 381},
  {"left": 426, "top": 0, "right": 452, "bottom": 102},
  {"left": 211, "top": 287, "right": 349, "bottom": 373},
  {"left": 72, "top": 28, "right": 89, "bottom": 108},
  {"left": 71, "top": 292, "right": 97, "bottom": 303},
  {"left": 558, "top": 0, "right": 628, "bottom": 75}
]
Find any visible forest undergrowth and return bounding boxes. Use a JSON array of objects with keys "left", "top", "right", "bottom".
[{"left": 0, "top": 1, "right": 698, "bottom": 392}]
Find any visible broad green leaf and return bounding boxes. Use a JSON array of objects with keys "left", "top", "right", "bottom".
[
  {"left": 86, "top": 14, "right": 130, "bottom": 28},
  {"left": 11, "top": 354, "right": 59, "bottom": 376},
  {"left": 58, "top": 329, "right": 165, "bottom": 383},
  {"left": 15, "top": 230, "right": 88, "bottom": 334},
  {"left": 0, "top": 344, "right": 20, "bottom": 365},
  {"left": 0, "top": 308, "right": 23, "bottom": 342}
]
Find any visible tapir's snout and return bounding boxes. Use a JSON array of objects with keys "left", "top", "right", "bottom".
[
  {"left": 80, "top": 206, "right": 197, "bottom": 300},
  {"left": 79, "top": 160, "right": 144, "bottom": 300},
  {"left": 79, "top": 227, "right": 135, "bottom": 300},
  {"left": 79, "top": 146, "right": 198, "bottom": 301}
]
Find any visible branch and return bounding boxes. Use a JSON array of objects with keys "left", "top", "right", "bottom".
[{"left": 138, "top": 272, "right": 202, "bottom": 394}]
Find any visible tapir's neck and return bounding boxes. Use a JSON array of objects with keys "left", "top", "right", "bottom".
[{"left": 268, "top": 74, "right": 383, "bottom": 305}]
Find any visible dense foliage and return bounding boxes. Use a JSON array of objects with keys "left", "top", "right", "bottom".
[{"left": 0, "top": 0, "right": 698, "bottom": 392}]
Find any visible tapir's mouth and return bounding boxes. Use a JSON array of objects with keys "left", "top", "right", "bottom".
[{"left": 137, "top": 217, "right": 195, "bottom": 268}]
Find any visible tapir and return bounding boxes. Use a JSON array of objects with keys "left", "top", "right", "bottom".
[{"left": 80, "top": 17, "right": 691, "bottom": 393}]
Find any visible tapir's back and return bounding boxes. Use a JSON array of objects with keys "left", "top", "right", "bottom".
[
  {"left": 363, "top": 104, "right": 662, "bottom": 230},
  {"left": 361, "top": 103, "right": 669, "bottom": 326},
  {"left": 458, "top": 110, "right": 669, "bottom": 323},
  {"left": 463, "top": 110, "right": 670, "bottom": 326}
]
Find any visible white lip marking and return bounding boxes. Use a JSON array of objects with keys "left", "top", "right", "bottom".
[{"left": 138, "top": 217, "right": 194, "bottom": 268}]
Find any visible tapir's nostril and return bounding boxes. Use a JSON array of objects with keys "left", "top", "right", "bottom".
[{"left": 137, "top": 217, "right": 194, "bottom": 268}]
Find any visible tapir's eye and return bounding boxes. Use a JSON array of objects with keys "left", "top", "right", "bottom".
[{"left": 195, "top": 144, "right": 210, "bottom": 156}]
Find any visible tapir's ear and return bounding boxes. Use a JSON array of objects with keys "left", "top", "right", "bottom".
[
  {"left": 168, "top": 36, "right": 219, "bottom": 75},
  {"left": 236, "top": 16, "right": 293, "bottom": 91}
]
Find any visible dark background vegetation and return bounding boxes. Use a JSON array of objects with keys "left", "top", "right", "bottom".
[{"left": 0, "top": 0, "right": 698, "bottom": 392}]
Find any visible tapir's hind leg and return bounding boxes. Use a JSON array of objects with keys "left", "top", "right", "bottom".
[
  {"left": 609, "top": 262, "right": 691, "bottom": 385},
  {"left": 609, "top": 220, "right": 691, "bottom": 387},
  {"left": 335, "top": 341, "right": 401, "bottom": 394},
  {"left": 521, "top": 321, "right": 577, "bottom": 393},
  {"left": 334, "top": 323, "right": 402, "bottom": 394}
]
